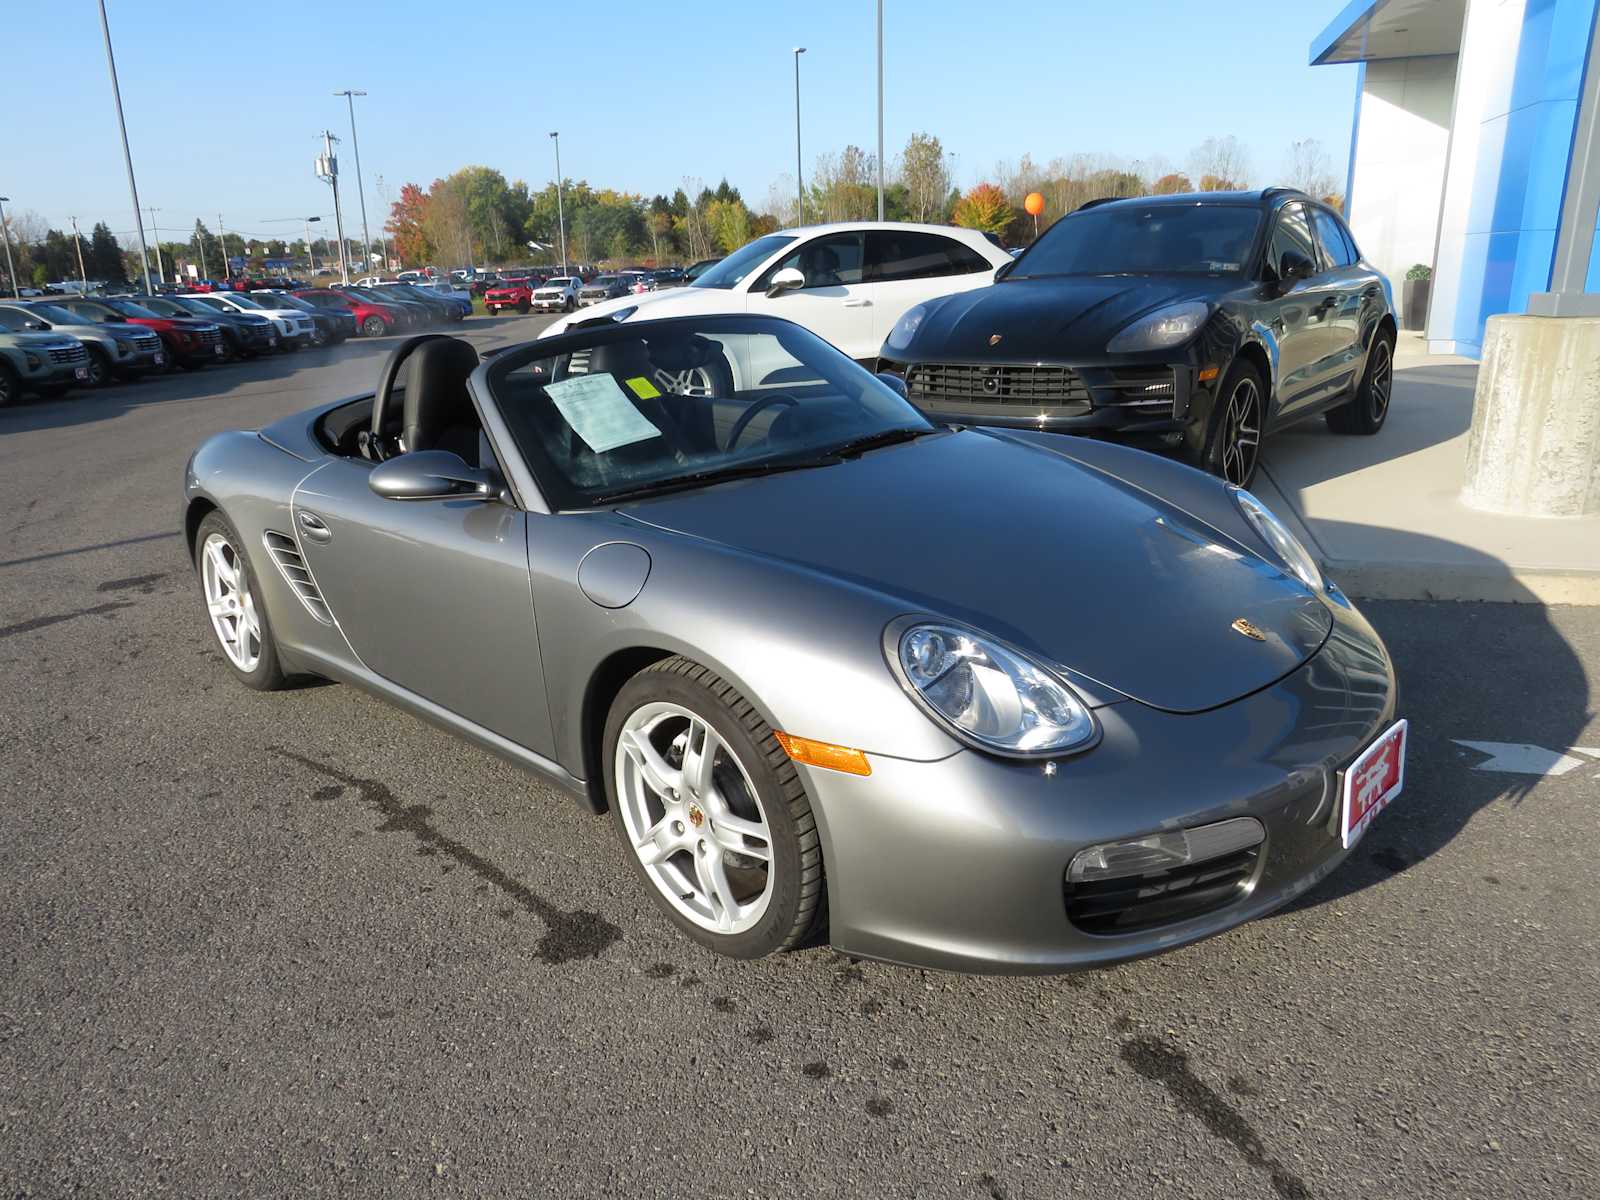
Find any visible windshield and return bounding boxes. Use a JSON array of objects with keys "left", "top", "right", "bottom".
[
  {"left": 590, "top": 276, "right": 619, "bottom": 286},
  {"left": 221, "top": 293, "right": 266, "bottom": 309},
  {"left": 260, "top": 293, "right": 310, "bottom": 310},
  {"left": 690, "top": 237, "right": 794, "bottom": 290},
  {"left": 171, "top": 296, "right": 218, "bottom": 317},
  {"left": 1011, "top": 203, "right": 1261, "bottom": 277},
  {"left": 486, "top": 316, "right": 934, "bottom": 509},
  {"left": 105, "top": 299, "right": 162, "bottom": 319},
  {"left": 542, "top": 278, "right": 574, "bottom": 288},
  {"left": 138, "top": 298, "right": 187, "bottom": 316}
]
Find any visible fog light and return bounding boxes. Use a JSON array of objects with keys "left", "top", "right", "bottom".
[{"left": 1067, "top": 816, "right": 1264, "bottom": 883}]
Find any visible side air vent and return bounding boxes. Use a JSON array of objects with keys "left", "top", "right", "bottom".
[{"left": 262, "top": 530, "right": 333, "bottom": 625}]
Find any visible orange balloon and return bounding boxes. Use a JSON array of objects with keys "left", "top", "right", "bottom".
[{"left": 1024, "top": 191, "right": 1045, "bottom": 216}]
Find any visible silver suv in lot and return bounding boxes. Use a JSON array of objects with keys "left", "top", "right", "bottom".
[
  {"left": 0, "top": 309, "right": 89, "bottom": 405},
  {"left": 0, "top": 300, "right": 166, "bottom": 387},
  {"left": 532, "top": 276, "right": 580, "bottom": 312}
]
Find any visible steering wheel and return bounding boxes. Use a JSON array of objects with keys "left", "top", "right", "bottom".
[{"left": 726, "top": 392, "right": 800, "bottom": 450}]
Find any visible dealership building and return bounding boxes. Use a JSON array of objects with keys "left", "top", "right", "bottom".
[{"left": 1314, "top": 0, "right": 1600, "bottom": 357}]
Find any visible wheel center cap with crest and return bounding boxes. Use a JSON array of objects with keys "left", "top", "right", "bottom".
[{"left": 687, "top": 803, "right": 705, "bottom": 828}]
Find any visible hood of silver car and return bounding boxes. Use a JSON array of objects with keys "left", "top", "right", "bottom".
[{"left": 620, "top": 428, "right": 1332, "bottom": 713}]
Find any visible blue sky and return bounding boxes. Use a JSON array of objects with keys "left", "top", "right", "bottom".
[{"left": 3, "top": 1, "right": 1357, "bottom": 245}]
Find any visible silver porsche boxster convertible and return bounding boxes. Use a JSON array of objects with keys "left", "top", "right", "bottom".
[{"left": 183, "top": 315, "right": 1405, "bottom": 973}]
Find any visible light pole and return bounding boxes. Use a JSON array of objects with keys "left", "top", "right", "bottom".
[
  {"left": 190, "top": 219, "right": 206, "bottom": 281},
  {"left": 876, "top": 1, "right": 885, "bottom": 221},
  {"left": 97, "top": 0, "right": 153, "bottom": 295},
  {"left": 70, "top": 216, "right": 88, "bottom": 290},
  {"left": 0, "top": 195, "right": 17, "bottom": 298},
  {"left": 549, "top": 131, "right": 568, "bottom": 273},
  {"left": 793, "top": 47, "right": 806, "bottom": 225},
  {"left": 334, "top": 89, "right": 372, "bottom": 276},
  {"left": 306, "top": 216, "right": 321, "bottom": 272}
]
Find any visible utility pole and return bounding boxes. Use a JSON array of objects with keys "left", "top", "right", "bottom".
[
  {"left": 376, "top": 175, "right": 392, "bottom": 270},
  {"left": 876, "top": 1, "right": 885, "bottom": 221},
  {"left": 192, "top": 219, "right": 207, "bottom": 280},
  {"left": 0, "top": 196, "right": 17, "bottom": 298},
  {"left": 147, "top": 206, "right": 164, "bottom": 284},
  {"left": 317, "top": 130, "right": 350, "bottom": 283},
  {"left": 97, "top": 0, "right": 152, "bottom": 295},
  {"left": 793, "top": 47, "right": 806, "bottom": 225},
  {"left": 217, "top": 213, "right": 229, "bottom": 280},
  {"left": 70, "top": 216, "right": 88, "bottom": 290},
  {"left": 334, "top": 90, "right": 372, "bottom": 276},
  {"left": 550, "top": 131, "right": 568, "bottom": 273}
]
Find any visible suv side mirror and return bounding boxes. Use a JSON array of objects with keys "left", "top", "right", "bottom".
[
  {"left": 766, "top": 267, "right": 805, "bottom": 298},
  {"left": 1279, "top": 250, "right": 1316, "bottom": 283},
  {"left": 876, "top": 371, "right": 909, "bottom": 399},
  {"left": 369, "top": 449, "right": 499, "bottom": 501}
]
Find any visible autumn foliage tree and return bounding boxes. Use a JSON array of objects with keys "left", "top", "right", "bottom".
[
  {"left": 1150, "top": 172, "right": 1194, "bottom": 194},
  {"left": 951, "top": 183, "right": 1013, "bottom": 238},
  {"left": 387, "top": 182, "right": 432, "bottom": 265}
]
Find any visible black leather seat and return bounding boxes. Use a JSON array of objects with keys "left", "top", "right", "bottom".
[{"left": 401, "top": 337, "right": 481, "bottom": 463}]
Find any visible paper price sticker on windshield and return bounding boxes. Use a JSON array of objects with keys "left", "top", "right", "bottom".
[{"left": 545, "top": 373, "right": 662, "bottom": 454}]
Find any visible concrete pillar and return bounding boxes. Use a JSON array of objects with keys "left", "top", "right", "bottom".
[{"left": 1461, "top": 315, "right": 1600, "bottom": 517}]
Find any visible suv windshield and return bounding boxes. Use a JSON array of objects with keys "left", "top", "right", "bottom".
[
  {"left": 542, "top": 278, "right": 574, "bottom": 288},
  {"left": 486, "top": 316, "right": 935, "bottom": 509},
  {"left": 104, "top": 299, "right": 162, "bottom": 319},
  {"left": 221, "top": 293, "right": 266, "bottom": 309},
  {"left": 22, "top": 303, "right": 81, "bottom": 325},
  {"left": 1012, "top": 203, "right": 1261, "bottom": 277},
  {"left": 690, "top": 236, "right": 795, "bottom": 290},
  {"left": 590, "top": 276, "right": 619, "bottom": 287}
]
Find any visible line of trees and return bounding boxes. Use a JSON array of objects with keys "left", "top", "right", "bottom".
[{"left": 0, "top": 217, "right": 129, "bottom": 289}]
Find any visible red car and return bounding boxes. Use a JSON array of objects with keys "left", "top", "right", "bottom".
[
  {"left": 293, "top": 288, "right": 400, "bottom": 337},
  {"left": 484, "top": 279, "right": 535, "bottom": 314},
  {"left": 82, "top": 297, "right": 228, "bottom": 369}
]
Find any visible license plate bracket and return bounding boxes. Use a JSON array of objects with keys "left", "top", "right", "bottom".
[{"left": 1340, "top": 719, "right": 1408, "bottom": 848}]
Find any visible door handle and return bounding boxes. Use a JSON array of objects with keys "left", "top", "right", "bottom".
[
  {"left": 842, "top": 298, "right": 872, "bottom": 307},
  {"left": 296, "top": 510, "right": 332, "bottom": 543}
]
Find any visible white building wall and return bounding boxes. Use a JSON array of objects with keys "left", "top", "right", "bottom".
[{"left": 1347, "top": 55, "right": 1459, "bottom": 322}]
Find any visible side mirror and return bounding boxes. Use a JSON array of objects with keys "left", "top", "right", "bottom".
[
  {"left": 23, "top": 320, "right": 46, "bottom": 330},
  {"left": 369, "top": 449, "right": 498, "bottom": 501},
  {"left": 992, "top": 259, "right": 1014, "bottom": 282},
  {"left": 1280, "top": 251, "right": 1315, "bottom": 284},
  {"left": 766, "top": 267, "right": 805, "bottom": 298},
  {"left": 876, "top": 371, "right": 909, "bottom": 399}
]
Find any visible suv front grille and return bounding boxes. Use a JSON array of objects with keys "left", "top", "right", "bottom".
[
  {"left": 905, "top": 362, "right": 1091, "bottom": 409},
  {"left": 1064, "top": 845, "right": 1260, "bottom": 935},
  {"left": 48, "top": 343, "right": 88, "bottom": 364},
  {"left": 197, "top": 328, "right": 222, "bottom": 346}
]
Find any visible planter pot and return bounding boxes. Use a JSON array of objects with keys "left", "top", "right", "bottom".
[{"left": 1402, "top": 278, "right": 1431, "bottom": 331}]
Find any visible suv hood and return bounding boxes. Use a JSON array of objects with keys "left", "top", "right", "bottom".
[
  {"left": 619, "top": 428, "right": 1331, "bottom": 714},
  {"left": 904, "top": 275, "right": 1228, "bottom": 359}
]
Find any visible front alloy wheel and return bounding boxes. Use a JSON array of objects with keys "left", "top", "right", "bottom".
[
  {"left": 1202, "top": 363, "right": 1265, "bottom": 488},
  {"left": 194, "top": 512, "right": 286, "bottom": 690},
  {"left": 605, "top": 657, "right": 825, "bottom": 958}
]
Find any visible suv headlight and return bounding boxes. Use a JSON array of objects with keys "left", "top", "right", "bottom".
[
  {"left": 885, "top": 618, "right": 1097, "bottom": 757},
  {"left": 1106, "top": 300, "right": 1210, "bottom": 353},
  {"left": 884, "top": 302, "right": 929, "bottom": 352},
  {"left": 1231, "top": 486, "right": 1323, "bottom": 591},
  {"left": 112, "top": 338, "right": 134, "bottom": 356},
  {"left": 23, "top": 351, "right": 42, "bottom": 369}
]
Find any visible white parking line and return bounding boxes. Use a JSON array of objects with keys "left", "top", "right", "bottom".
[{"left": 1453, "top": 740, "right": 1600, "bottom": 777}]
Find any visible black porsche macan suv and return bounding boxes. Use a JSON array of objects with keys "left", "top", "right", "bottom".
[{"left": 876, "top": 188, "right": 1396, "bottom": 487}]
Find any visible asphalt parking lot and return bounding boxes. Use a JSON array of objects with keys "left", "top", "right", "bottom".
[{"left": 2, "top": 323, "right": 1597, "bottom": 1199}]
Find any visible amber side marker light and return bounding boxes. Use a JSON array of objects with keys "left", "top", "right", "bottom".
[
  {"left": 774, "top": 732, "right": 872, "bottom": 776},
  {"left": 1197, "top": 365, "right": 1220, "bottom": 383}
]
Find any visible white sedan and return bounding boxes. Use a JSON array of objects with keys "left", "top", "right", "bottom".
[{"left": 540, "top": 222, "right": 1012, "bottom": 362}]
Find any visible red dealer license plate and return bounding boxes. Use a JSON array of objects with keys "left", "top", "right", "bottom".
[{"left": 1341, "top": 719, "right": 1407, "bottom": 848}]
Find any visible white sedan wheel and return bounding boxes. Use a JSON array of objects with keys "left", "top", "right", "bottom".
[{"left": 200, "top": 531, "right": 262, "bottom": 672}]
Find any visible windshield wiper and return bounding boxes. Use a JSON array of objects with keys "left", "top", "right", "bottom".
[
  {"left": 590, "top": 454, "right": 842, "bottom": 505},
  {"left": 821, "top": 425, "right": 938, "bottom": 459}
]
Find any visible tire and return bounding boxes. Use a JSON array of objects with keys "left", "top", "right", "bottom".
[
  {"left": 517, "top": 301, "right": 529, "bottom": 315},
  {"left": 564, "top": 296, "right": 575, "bottom": 312},
  {"left": 1326, "top": 329, "right": 1395, "bottom": 436},
  {"left": 192, "top": 511, "right": 287, "bottom": 691},
  {"left": 487, "top": 305, "right": 498, "bottom": 315},
  {"left": 1196, "top": 358, "right": 1266, "bottom": 488},
  {"left": 39, "top": 382, "right": 71, "bottom": 399},
  {"left": 85, "top": 345, "right": 113, "bottom": 388},
  {"left": 604, "top": 656, "right": 825, "bottom": 959},
  {"left": 361, "top": 315, "right": 387, "bottom": 337},
  {"left": 0, "top": 362, "right": 15, "bottom": 407},
  {"left": 178, "top": 356, "right": 203, "bottom": 372}
]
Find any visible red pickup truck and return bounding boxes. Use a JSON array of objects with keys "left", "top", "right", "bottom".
[{"left": 483, "top": 278, "right": 534, "bottom": 314}]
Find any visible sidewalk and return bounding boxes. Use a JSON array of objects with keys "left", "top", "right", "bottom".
[{"left": 1253, "top": 332, "right": 1600, "bottom": 605}]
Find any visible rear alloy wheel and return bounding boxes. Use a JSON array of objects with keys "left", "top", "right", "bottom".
[
  {"left": 605, "top": 657, "right": 825, "bottom": 959},
  {"left": 1326, "top": 331, "right": 1394, "bottom": 435},
  {"left": 85, "top": 345, "right": 113, "bottom": 388},
  {"left": 1201, "top": 361, "right": 1266, "bottom": 488},
  {"left": 194, "top": 511, "right": 286, "bottom": 691},
  {"left": 361, "top": 315, "right": 387, "bottom": 337}
]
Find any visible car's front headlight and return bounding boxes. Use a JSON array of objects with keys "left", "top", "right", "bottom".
[
  {"left": 886, "top": 619, "right": 1097, "bottom": 757},
  {"left": 23, "top": 352, "right": 41, "bottom": 369},
  {"left": 1105, "top": 300, "right": 1210, "bottom": 353},
  {"left": 884, "top": 302, "right": 929, "bottom": 352},
  {"left": 1231, "top": 486, "right": 1323, "bottom": 591},
  {"left": 112, "top": 338, "right": 133, "bottom": 356}
]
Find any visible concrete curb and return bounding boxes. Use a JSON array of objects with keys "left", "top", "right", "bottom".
[{"left": 1324, "top": 559, "right": 1600, "bottom": 606}]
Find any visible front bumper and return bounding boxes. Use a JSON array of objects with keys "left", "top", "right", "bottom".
[
  {"left": 532, "top": 296, "right": 569, "bottom": 310},
  {"left": 807, "top": 593, "right": 1397, "bottom": 974},
  {"left": 18, "top": 354, "right": 89, "bottom": 387}
]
